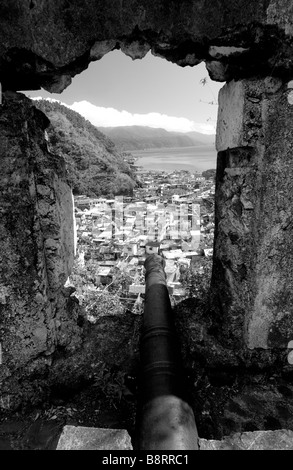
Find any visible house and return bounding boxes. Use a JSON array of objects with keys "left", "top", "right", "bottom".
[
  {"left": 113, "top": 249, "right": 122, "bottom": 260},
  {"left": 96, "top": 267, "right": 112, "bottom": 285},
  {"left": 138, "top": 256, "right": 146, "bottom": 266},
  {"left": 98, "top": 260, "right": 116, "bottom": 267},
  {"left": 190, "top": 230, "right": 201, "bottom": 250},
  {"left": 160, "top": 240, "right": 172, "bottom": 251},
  {"left": 164, "top": 260, "right": 178, "bottom": 283},
  {"left": 80, "top": 232, "right": 92, "bottom": 241},
  {"left": 184, "top": 250, "right": 203, "bottom": 259},
  {"left": 168, "top": 282, "right": 186, "bottom": 297},
  {"left": 129, "top": 285, "right": 145, "bottom": 295},
  {"left": 123, "top": 243, "right": 138, "bottom": 256},
  {"left": 145, "top": 241, "right": 160, "bottom": 255},
  {"left": 178, "top": 258, "right": 191, "bottom": 268},
  {"left": 103, "top": 253, "right": 116, "bottom": 260},
  {"left": 130, "top": 242, "right": 139, "bottom": 256},
  {"left": 204, "top": 248, "right": 213, "bottom": 258},
  {"left": 162, "top": 249, "right": 184, "bottom": 260}
]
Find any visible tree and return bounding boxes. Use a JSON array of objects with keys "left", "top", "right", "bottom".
[
  {"left": 68, "top": 258, "right": 139, "bottom": 321},
  {"left": 180, "top": 258, "right": 213, "bottom": 302},
  {"left": 34, "top": 99, "right": 137, "bottom": 197},
  {"left": 202, "top": 169, "right": 216, "bottom": 181}
]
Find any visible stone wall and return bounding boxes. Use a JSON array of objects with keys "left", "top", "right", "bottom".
[
  {"left": 1, "top": 1, "right": 293, "bottom": 90},
  {"left": 2, "top": 0, "right": 293, "bottom": 409},
  {"left": 213, "top": 77, "right": 293, "bottom": 349},
  {"left": 0, "top": 92, "right": 81, "bottom": 409}
]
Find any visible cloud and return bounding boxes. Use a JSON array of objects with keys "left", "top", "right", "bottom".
[
  {"left": 70, "top": 101, "right": 216, "bottom": 134},
  {"left": 31, "top": 98, "right": 216, "bottom": 134},
  {"left": 32, "top": 97, "right": 61, "bottom": 104}
]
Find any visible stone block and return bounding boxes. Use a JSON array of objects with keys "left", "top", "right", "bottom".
[
  {"left": 216, "top": 79, "right": 265, "bottom": 152},
  {"left": 199, "top": 430, "right": 293, "bottom": 450},
  {"left": 216, "top": 80, "right": 245, "bottom": 152},
  {"left": 56, "top": 426, "right": 133, "bottom": 450}
]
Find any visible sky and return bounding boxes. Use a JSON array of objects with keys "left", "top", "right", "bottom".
[{"left": 24, "top": 50, "right": 224, "bottom": 134}]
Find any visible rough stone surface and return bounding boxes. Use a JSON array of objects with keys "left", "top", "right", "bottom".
[
  {"left": 216, "top": 81, "right": 246, "bottom": 152},
  {"left": 0, "top": 92, "right": 80, "bottom": 409},
  {"left": 56, "top": 426, "right": 293, "bottom": 451},
  {"left": 47, "top": 312, "right": 141, "bottom": 398},
  {"left": 171, "top": 292, "right": 293, "bottom": 439},
  {"left": 199, "top": 430, "right": 293, "bottom": 450},
  {"left": 213, "top": 77, "right": 293, "bottom": 349},
  {"left": 1, "top": 1, "right": 293, "bottom": 89},
  {"left": 56, "top": 426, "right": 133, "bottom": 450},
  {"left": 3, "top": 0, "right": 293, "bottom": 431}
]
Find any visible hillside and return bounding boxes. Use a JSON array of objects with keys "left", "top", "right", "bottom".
[
  {"left": 186, "top": 131, "right": 216, "bottom": 146},
  {"left": 34, "top": 100, "right": 137, "bottom": 198},
  {"left": 99, "top": 125, "right": 214, "bottom": 151}
]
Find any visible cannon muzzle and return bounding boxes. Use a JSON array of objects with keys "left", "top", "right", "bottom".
[{"left": 135, "top": 254, "right": 199, "bottom": 450}]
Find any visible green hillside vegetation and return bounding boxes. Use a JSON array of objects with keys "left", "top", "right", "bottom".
[
  {"left": 202, "top": 169, "right": 216, "bottom": 180},
  {"left": 34, "top": 100, "right": 137, "bottom": 198}
]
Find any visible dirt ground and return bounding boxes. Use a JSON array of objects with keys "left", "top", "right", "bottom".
[{"left": 0, "top": 384, "right": 137, "bottom": 450}]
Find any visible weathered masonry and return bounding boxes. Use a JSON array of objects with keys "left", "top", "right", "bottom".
[
  {"left": 214, "top": 77, "right": 293, "bottom": 350},
  {"left": 1, "top": 0, "right": 293, "bottom": 408}
]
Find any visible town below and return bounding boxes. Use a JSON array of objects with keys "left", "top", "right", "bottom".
[{"left": 69, "top": 167, "right": 216, "bottom": 319}]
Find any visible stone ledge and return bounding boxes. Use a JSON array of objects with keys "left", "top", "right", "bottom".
[
  {"left": 56, "top": 426, "right": 293, "bottom": 450},
  {"left": 199, "top": 430, "right": 293, "bottom": 450},
  {"left": 56, "top": 426, "right": 133, "bottom": 450}
]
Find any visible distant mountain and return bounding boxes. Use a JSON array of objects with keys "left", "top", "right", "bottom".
[
  {"left": 34, "top": 100, "right": 137, "bottom": 198},
  {"left": 98, "top": 125, "right": 215, "bottom": 151},
  {"left": 185, "top": 131, "right": 216, "bottom": 146}
]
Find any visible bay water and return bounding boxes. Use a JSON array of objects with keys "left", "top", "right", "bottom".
[{"left": 131, "top": 145, "right": 217, "bottom": 173}]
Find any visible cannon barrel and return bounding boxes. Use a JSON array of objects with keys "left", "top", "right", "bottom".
[{"left": 135, "top": 254, "right": 198, "bottom": 450}]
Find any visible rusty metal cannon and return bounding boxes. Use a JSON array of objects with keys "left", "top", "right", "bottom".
[{"left": 135, "top": 254, "right": 199, "bottom": 450}]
